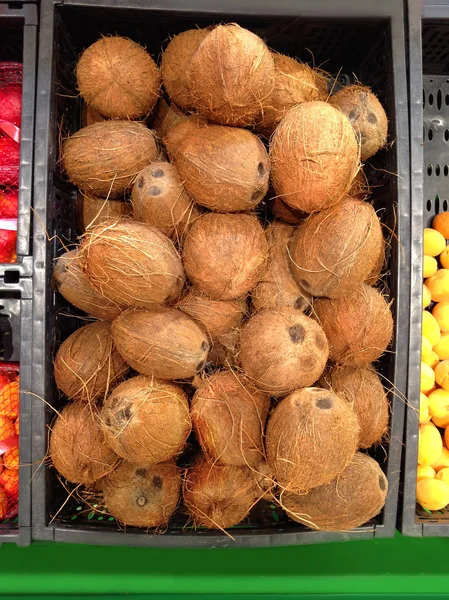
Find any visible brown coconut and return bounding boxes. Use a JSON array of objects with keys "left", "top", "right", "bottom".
[
  {"left": 152, "top": 98, "right": 190, "bottom": 140},
  {"left": 176, "top": 288, "right": 247, "bottom": 342},
  {"left": 329, "top": 85, "right": 388, "bottom": 161},
  {"left": 320, "top": 365, "right": 389, "bottom": 449},
  {"left": 280, "top": 452, "right": 388, "bottom": 531},
  {"left": 102, "top": 460, "right": 181, "bottom": 528},
  {"left": 77, "top": 193, "right": 132, "bottom": 231},
  {"left": 50, "top": 403, "right": 118, "bottom": 485},
  {"left": 208, "top": 328, "right": 241, "bottom": 369},
  {"left": 270, "top": 196, "right": 304, "bottom": 225},
  {"left": 54, "top": 321, "right": 129, "bottom": 403},
  {"left": 256, "top": 54, "right": 321, "bottom": 136},
  {"left": 313, "top": 69, "right": 330, "bottom": 99},
  {"left": 82, "top": 105, "right": 107, "bottom": 126},
  {"left": 313, "top": 283, "right": 393, "bottom": 366},
  {"left": 101, "top": 376, "right": 191, "bottom": 465},
  {"left": 183, "top": 213, "right": 268, "bottom": 300},
  {"left": 82, "top": 219, "right": 184, "bottom": 309},
  {"left": 239, "top": 307, "right": 329, "bottom": 396},
  {"left": 289, "top": 197, "right": 383, "bottom": 298},
  {"left": 183, "top": 458, "right": 259, "bottom": 529},
  {"left": 366, "top": 235, "right": 386, "bottom": 285},
  {"left": 166, "top": 122, "right": 270, "bottom": 212},
  {"left": 112, "top": 307, "right": 209, "bottom": 380},
  {"left": 131, "top": 162, "right": 200, "bottom": 242},
  {"left": 62, "top": 121, "right": 158, "bottom": 198},
  {"left": 52, "top": 248, "right": 124, "bottom": 321},
  {"left": 349, "top": 169, "right": 370, "bottom": 199},
  {"left": 252, "top": 221, "right": 312, "bottom": 312},
  {"left": 191, "top": 370, "right": 270, "bottom": 467},
  {"left": 76, "top": 36, "right": 160, "bottom": 120},
  {"left": 270, "top": 101, "right": 359, "bottom": 213},
  {"left": 266, "top": 387, "right": 359, "bottom": 492}
]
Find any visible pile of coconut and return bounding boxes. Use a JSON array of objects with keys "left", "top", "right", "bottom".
[{"left": 50, "top": 24, "right": 393, "bottom": 535}]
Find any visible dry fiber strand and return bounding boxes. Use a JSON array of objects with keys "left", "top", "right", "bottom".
[{"left": 78, "top": 193, "right": 132, "bottom": 231}]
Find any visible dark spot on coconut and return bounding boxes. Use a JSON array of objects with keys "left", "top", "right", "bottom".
[
  {"left": 152, "top": 169, "right": 164, "bottom": 178},
  {"left": 251, "top": 190, "right": 263, "bottom": 202},
  {"left": 288, "top": 324, "right": 305, "bottom": 343},
  {"left": 79, "top": 462, "right": 88, "bottom": 472},
  {"left": 348, "top": 109, "right": 359, "bottom": 122},
  {"left": 294, "top": 296, "right": 307, "bottom": 310},
  {"left": 138, "top": 176, "right": 145, "bottom": 189},
  {"left": 297, "top": 278, "right": 311, "bottom": 290},
  {"left": 257, "top": 162, "right": 265, "bottom": 176},
  {"left": 367, "top": 112, "right": 377, "bottom": 124},
  {"left": 196, "top": 359, "right": 206, "bottom": 372},
  {"left": 379, "top": 475, "right": 386, "bottom": 491},
  {"left": 136, "top": 468, "right": 147, "bottom": 478},
  {"left": 314, "top": 333, "right": 326, "bottom": 350},
  {"left": 152, "top": 475, "right": 163, "bottom": 489},
  {"left": 136, "top": 495, "right": 147, "bottom": 507},
  {"left": 316, "top": 397, "right": 333, "bottom": 410},
  {"left": 201, "top": 341, "right": 208, "bottom": 352},
  {"left": 117, "top": 405, "right": 132, "bottom": 422},
  {"left": 149, "top": 185, "right": 162, "bottom": 196},
  {"left": 359, "top": 92, "right": 368, "bottom": 104}
]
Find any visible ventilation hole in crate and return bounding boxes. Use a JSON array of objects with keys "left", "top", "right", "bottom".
[
  {"left": 436, "top": 196, "right": 441, "bottom": 213},
  {"left": 423, "top": 89, "right": 426, "bottom": 108},
  {"left": 4, "top": 270, "right": 19, "bottom": 284},
  {"left": 446, "top": 94, "right": 449, "bottom": 106},
  {"left": 444, "top": 200, "right": 448, "bottom": 212},
  {"left": 429, "top": 129, "right": 434, "bottom": 141},
  {"left": 437, "top": 89, "right": 442, "bottom": 110},
  {"left": 428, "top": 164, "right": 433, "bottom": 176},
  {"left": 427, "top": 199, "right": 432, "bottom": 211},
  {"left": 445, "top": 165, "right": 449, "bottom": 177},
  {"left": 436, "top": 165, "right": 441, "bottom": 176},
  {"left": 429, "top": 93, "right": 434, "bottom": 106},
  {"left": 446, "top": 130, "right": 449, "bottom": 142}
]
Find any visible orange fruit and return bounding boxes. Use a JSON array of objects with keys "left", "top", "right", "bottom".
[
  {"left": 424, "top": 228, "right": 446, "bottom": 256},
  {"left": 433, "top": 212, "right": 449, "bottom": 239},
  {"left": 426, "top": 269, "right": 449, "bottom": 302}
]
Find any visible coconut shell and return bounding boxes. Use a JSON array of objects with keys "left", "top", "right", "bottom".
[
  {"left": 54, "top": 321, "right": 129, "bottom": 403},
  {"left": 183, "top": 458, "right": 259, "bottom": 529},
  {"left": 82, "top": 219, "right": 184, "bottom": 309},
  {"left": 252, "top": 221, "right": 311, "bottom": 312},
  {"left": 152, "top": 98, "right": 189, "bottom": 140},
  {"left": 191, "top": 370, "right": 270, "bottom": 467},
  {"left": 320, "top": 365, "right": 389, "bottom": 449},
  {"left": 329, "top": 85, "right": 388, "bottom": 161},
  {"left": 208, "top": 328, "right": 241, "bottom": 369},
  {"left": 313, "top": 284, "right": 393, "bottom": 366},
  {"left": 52, "top": 248, "right": 124, "bottom": 321},
  {"left": 166, "top": 122, "right": 270, "bottom": 212},
  {"left": 270, "top": 101, "right": 359, "bottom": 213},
  {"left": 50, "top": 403, "right": 118, "bottom": 485},
  {"left": 78, "top": 193, "right": 132, "bottom": 231},
  {"left": 266, "top": 387, "right": 359, "bottom": 492},
  {"left": 289, "top": 198, "right": 383, "bottom": 298},
  {"left": 183, "top": 213, "right": 268, "bottom": 300},
  {"left": 112, "top": 307, "right": 209, "bottom": 380},
  {"left": 270, "top": 196, "right": 304, "bottom": 225},
  {"left": 131, "top": 162, "right": 200, "bottom": 242},
  {"left": 239, "top": 307, "right": 329, "bottom": 396},
  {"left": 280, "top": 453, "right": 388, "bottom": 531},
  {"left": 76, "top": 36, "right": 160, "bottom": 120},
  {"left": 102, "top": 461, "right": 181, "bottom": 528},
  {"left": 62, "top": 121, "right": 158, "bottom": 198},
  {"left": 101, "top": 376, "right": 191, "bottom": 465}
]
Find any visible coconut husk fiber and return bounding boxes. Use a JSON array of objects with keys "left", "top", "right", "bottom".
[
  {"left": 101, "top": 376, "right": 191, "bottom": 465},
  {"left": 112, "top": 307, "right": 209, "bottom": 380},
  {"left": 289, "top": 197, "right": 383, "bottom": 298},
  {"left": 81, "top": 218, "right": 184, "bottom": 309},
  {"left": 76, "top": 36, "right": 160, "bottom": 120},
  {"left": 313, "top": 283, "right": 393, "bottom": 366},
  {"left": 186, "top": 24, "right": 275, "bottom": 127},
  {"left": 313, "top": 69, "right": 331, "bottom": 99},
  {"left": 320, "top": 365, "right": 389, "bottom": 449},
  {"left": 183, "top": 457, "right": 260, "bottom": 530},
  {"left": 280, "top": 452, "right": 388, "bottom": 531},
  {"left": 50, "top": 403, "right": 119, "bottom": 485},
  {"left": 53, "top": 248, "right": 124, "bottom": 321},
  {"left": 62, "top": 121, "right": 158, "bottom": 198},
  {"left": 152, "top": 98, "right": 190, "bottom": 140},
  {"left": 266, "top": 387, "right": 359, "bottom": 493},
  {"left": 82, "top": 105, "right": 107, "bottom": 127},
  {"left": 54, "top": 321, "right": 129, "bottom": 404},
  {"left": 166, "top": 121, "right": 270, "bottom": 212},
  {"left": 191, "top": 370, "right": 270, "bottom": 467},
  {"left": 252, "top": 221, "right": 312, "bottom": 312},
  {"left": 77, "top": 192, "right": 132, "bottom": 231},
  {"left": 131, "top": 162, "right": 200, "bottom": 242},
  {"left": 208, "top": 327, "right": 241, "bottom": 369},
  {"left": 270, "top": 101, "right": 359, "bottom": 213},
  {"left": 239, "top": 307, "right": 329, "bottom": 396},
  {"left": 270, "top": 196, "right": 304, "bottom": 225},
  {"left": 102, "top": 460, "right": 181, "bottom": 529},
  {"left": 183, "top": 213, "right": 268, "bottom": 300},
  {"left": 366, "top": 235, "right": 386, "bottom": 286},
  {"left": 349, "top": 169, "right": 370, "bottom": 199},
  {"left": 329, "top": 84, "right": 388, "bottom": 161}
]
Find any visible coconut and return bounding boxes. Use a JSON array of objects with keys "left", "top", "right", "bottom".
[
  {"left": 313, "top": 69, "right": 330, "bottom": 99},
  {"left": 161, "top": 28, "right": 209, "bottom": 111},
  {"left": 50, "top": 403, "right": 118, "bottom": 485},
  {"left": 77, "top": 192, "right": 132, "bottom": 231},
  {"left": 320, "top": 365, "right": 389, "bottom": 449},
  {"left": 329, "top": 84, "right": 388, "bottom": 161},
  {"left": 112, "top": 307, "right": 209, "bottom": 380},
  {"left": 349, "top": 169, "right": 369, "bottom": 199},
  {"left": 313, "top": 283, "right": 393, "bottom": 366},
  {"left": 252, "top": 221, "right": 312, "bottom": 312},
  {"left": 183, "top": 213, "right": 268, "bottom": 300},
  {"left": 280, "top": 453, "right": 388, "bottom": 531},
  {"left": 289, "top": 197, "right": 383, "bottom": 298},
  {"left": 256, "top": 54, "right": 320, "bottom": 135},
  {"left": 270, "top": 101, "right": 359, "bottom": 213},
  {"left": 183, "top": 458, "right": 259, "bottom": 529},
  {"left": 76, "top": 36, "right": 160, "bottom": 120},
  {"left": 81, "top": 219, "right": 184, "bottom": 309},
  {"left": 101, "top": 376, "right": 191, "bottom": 465},
  {"left": 167, "top": 122, "right": 270, "bottom": 212},
  {"left": 52, "top": 248, "right": 124, "bottom": 321},
  {"left": 270, "top": 196, "right": 304, "bottom": 225},
  {"left": 366, "top": 235, "right": 385, "bottom": 285},
  {"left": 102, "top": 460, "right": 181, "bottom": 528},
  {"left": 131, "top": 162, "right": 200, "bottom": 242},
  {"left": 176, "top": 288, "right": 247, "bottom": 342},
  {"left": 266, "top": 387, "right": 359, "bottom": 492},
  {"left": 82, "top": 105, "right": 106, "bottom": 126},
  {"left": 191, "top": 370, "right": 270, "bottom": 467},
  {"left": 239, "top": 307, "right": 328, "bottom": 396},
  {"left": 208, "top": 328, "right": 241, "bottom": 369},
  {"left": 152, "top": 98, "right": 189, "bottom": 140},
  {"left": 62, "top": 121, "right": 158, "bottom": 198}
]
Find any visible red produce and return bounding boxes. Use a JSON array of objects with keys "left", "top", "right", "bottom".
[
  {"left": 0, "top": 137, "right": 19, "bottom": 187},
  {"left": 0, "top": 229, "right": 16, "bottom": 263},
  {"left": 0, "top": 86, "right": 22, "bottom": 127},
  {"left": 0, "top": 190, "right": 18, "bottom": 218}
]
